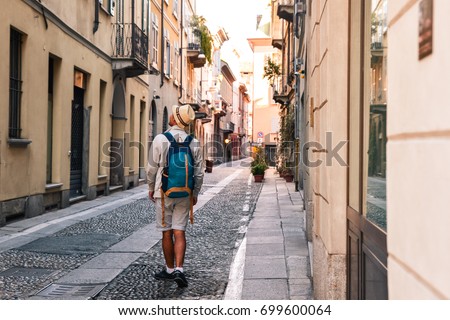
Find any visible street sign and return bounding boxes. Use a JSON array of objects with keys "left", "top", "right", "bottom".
[{"left": 257, "top": 131, "right": 264, "bottom": 138}]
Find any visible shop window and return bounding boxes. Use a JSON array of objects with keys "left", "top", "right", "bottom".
[{"left": 365, "top": 0, "right": 388, "bottom": 230}]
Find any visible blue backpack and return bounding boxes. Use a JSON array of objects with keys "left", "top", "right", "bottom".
[{"left": 161, "top": 132, "right": 195, "bottom": 198}]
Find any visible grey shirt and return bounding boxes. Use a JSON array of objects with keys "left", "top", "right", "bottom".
[{"left": 146, "top": 126, "right": 204, "bottom": 198}]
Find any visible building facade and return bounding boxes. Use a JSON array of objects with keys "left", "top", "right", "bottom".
[
  {"left": 272, "top": 0, "right": 450, "bottom": 299},
  {"left": 248, "top": 30, "right": 280, "bottom": 166},
  {"left": 0, "top": 0, "right": 151, "bottom": 225},
  {"left": 0, "top": 0, "right": 207, "bottom": 226}
]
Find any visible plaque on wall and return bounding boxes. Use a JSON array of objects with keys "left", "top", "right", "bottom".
[{"left": 419, "top": 0, "right": 433, "bottom": 60}]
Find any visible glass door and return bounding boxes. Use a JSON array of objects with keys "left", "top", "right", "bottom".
[{"left": 347, "top": 0, "right": 388, "bottom": 300}]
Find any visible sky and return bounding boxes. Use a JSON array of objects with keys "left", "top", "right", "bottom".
[{"left": 196, "top": 0, "right": 271, "bottom": 78}]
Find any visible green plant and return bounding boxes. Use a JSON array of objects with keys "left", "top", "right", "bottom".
[
  {"left": 251, "top": 163, "right": 266, "bottom": 176},
  {"left": 263, "top": 57, "right": 281, "bottom": 86},
  {"left": 190, "top": 15, "right": 213, "bottom": 64}
]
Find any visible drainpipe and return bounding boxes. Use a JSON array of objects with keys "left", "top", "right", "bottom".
[
  {"left": 131, "top": 0, "right": 135, "bottom": 25},
  {"left": 160, "top": 0, "right": 164, "bottom": 88},
  {"left": 179, "top": 0, "right": 184, "bottom": 99},
  {"left": 94, "top": 0, "right": 100, "bottom": 34}
]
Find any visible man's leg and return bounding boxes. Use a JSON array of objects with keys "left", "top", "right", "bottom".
[
  {"left": 173, "top": 229, "right": 188, "bottom": 287},
  {"left": 154, "top": 199, "right": 176, "bottom": 280},
  {"left": 162, "top": 230, "right": 175, "bottom": 269},
  {"left": 173, "top": 230, "right": 186, "bottom": 268}
]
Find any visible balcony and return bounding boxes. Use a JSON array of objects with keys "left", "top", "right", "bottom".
[
  {"left": 274, "top": 86, "right": 295, "bottom": 105},
  {"left": 277, "top": 0, "right": 294, "bottom": 22},
  {"left": 112, "top": 23, "right": 149, "bottom": 77},
  {"left": 185, "top": 42, "right": 206, "bottom": 68},
  {"left": 221, "top": 122, "right": 234, "bottom": 134}
]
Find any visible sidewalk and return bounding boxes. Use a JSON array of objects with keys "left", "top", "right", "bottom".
[{"left": 234, "top": 169, "right": 313, "bottom": 300}]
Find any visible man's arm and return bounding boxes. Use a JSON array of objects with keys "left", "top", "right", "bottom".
[{"left": 146, "top": 135, "right": 163, "bottom": 201}]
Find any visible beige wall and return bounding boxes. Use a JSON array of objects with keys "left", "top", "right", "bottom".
[
  {"left": 0, "top": 1, "right": 113, "bottom": 200},
  {"left": 253, "top": 105, "right": 279, "bottom": 143},
  {"left": 248, "top": 38, "right": 279, "bottom": 142},
  {"left": 0, "top": 1, "right": 150, "bottom": 206},
  {"left": 307, "top": 0, "right": 349, "bottom": 299},
  {"left": 388, "top": 0, "right": 450, "bottom": 299}
]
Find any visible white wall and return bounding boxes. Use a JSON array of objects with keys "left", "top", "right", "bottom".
[{"left": 388, "top": 0, "right": 450, "bottom": 299}]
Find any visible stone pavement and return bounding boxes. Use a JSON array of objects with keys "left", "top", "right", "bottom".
[{"left": 226, "top": 169, "right": 313, "bottom": 300}]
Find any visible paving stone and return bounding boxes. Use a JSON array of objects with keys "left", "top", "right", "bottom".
[
  {"left": 245, "top": 243, "right": 285, "bottom": 256},
  {"left": 244, "top": 256, "right": 287, "bottom": 279},
  {"left": 56, "top": 268, "right": 124, "bottom": 284},
  {"left": 246, "top": 236, "right": 284, "bottom": 244},
  {"left": 79, "top": 252, "right": 142, "bottom": 269},
  {"left": 242, "top": 279, "right": 289, "bottom": 300}
]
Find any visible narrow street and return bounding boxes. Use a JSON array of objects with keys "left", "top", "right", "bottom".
[{"left": 0, "top": 160, "right": 263, "bottom": 300}]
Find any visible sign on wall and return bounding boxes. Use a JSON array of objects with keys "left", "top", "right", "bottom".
[{"left": 418, "top": 0, "right": 433, "bottom": 60}]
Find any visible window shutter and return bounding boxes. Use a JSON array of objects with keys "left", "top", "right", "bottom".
[{"left": 110, "top": 0, "right": 116, "bottom": 16}]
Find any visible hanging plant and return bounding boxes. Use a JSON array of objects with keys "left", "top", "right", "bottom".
[{"left": 190, "top": 15, "right": 213, "bottom": 64}]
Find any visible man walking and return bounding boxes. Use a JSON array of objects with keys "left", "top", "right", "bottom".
[{"left": 147, "top": 104, "right": 204, "bottom": 288}]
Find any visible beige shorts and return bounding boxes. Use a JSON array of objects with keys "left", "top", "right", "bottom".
[{"left": 155, "top": 197, "right": 190, "bottom": 231}]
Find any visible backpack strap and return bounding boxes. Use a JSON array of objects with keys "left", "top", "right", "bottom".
[
  {"left": 163, "top": 132, "right": 178, "bottom": 148},
  {"left": 160, "top": 132, "right": 176, "bottom": 228}
]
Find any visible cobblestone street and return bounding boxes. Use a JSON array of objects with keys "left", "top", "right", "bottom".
[{"left": 0, "top": 161, "right": 263, "bottom": 300}]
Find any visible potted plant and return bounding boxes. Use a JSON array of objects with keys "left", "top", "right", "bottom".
[
  {"left": 251, "top": 163, "right": 266, "bottom": 182},
  {"left": 283, "top": 168, "right": 294, "bottom": 182}
]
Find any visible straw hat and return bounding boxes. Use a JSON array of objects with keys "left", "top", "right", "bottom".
[{"left": 172, "top": 104, "right": 195, "bottom": 128}]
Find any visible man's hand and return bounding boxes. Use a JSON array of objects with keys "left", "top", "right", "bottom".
[
  {"left": 149, "top": 191, "right": 155, "bottom": 203},
  {"left": 193, "top": 196, "right": 198, "bottom": 206}
]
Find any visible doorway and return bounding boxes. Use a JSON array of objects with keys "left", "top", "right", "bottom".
[{"left": 70, "top": 86, "right": 84, "bottom": 197}]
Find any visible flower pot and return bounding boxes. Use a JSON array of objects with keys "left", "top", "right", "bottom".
[
  {"left": 253, "top": 174, "right": 264, "bottom": 183},
  {"left": 205, "top": 160, "right": 213, "bottom": 173},
  {"left": 284, "top": 174, "right": 294, "bottom": 182}
]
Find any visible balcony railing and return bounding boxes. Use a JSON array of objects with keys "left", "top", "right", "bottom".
[
  {"left": 277, "top": 0, "right": 294, "bottom": 22},
  {"left": 112, "top": 23, "right": 148, "bottom": 77}
]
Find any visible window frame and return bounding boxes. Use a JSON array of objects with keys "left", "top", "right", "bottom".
[
  {"left": 151, "top": 12, "right": 159, "bottom": 67},
  {"left": 164, "top": 30, "right": 171, "bottom": 77},
  {"left": 173, "top": 0, "right": 178, "bottom": 19}
]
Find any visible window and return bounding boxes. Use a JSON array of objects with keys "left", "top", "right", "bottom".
[
  {"left": 173, "top": 0, "right": 178, "bottom": 18},
  {"left": 164, "top": 30, "right": 171, "bottom": 77},
  {"left": 151, "top": 12, "right": 159, "bottom": 66},
  {"left": 99, "top": 0, "right": 117, "bottom": 17},
  {"left": 174, "top": 41, "right": 179, "bottom": 83},
  {"left": 365, "top": 0, "right": 387, "bottom": 230},
  {"left": 9, "top": 28, "right": 23, "bottom": 139}
]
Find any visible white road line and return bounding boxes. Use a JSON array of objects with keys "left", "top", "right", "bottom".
[{"left": 224, "top": 237, "right": 247, "bottom": 300}]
